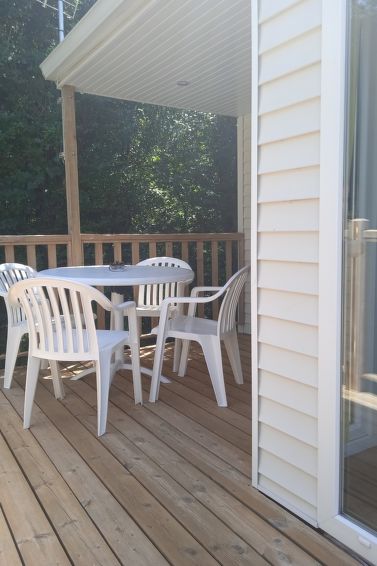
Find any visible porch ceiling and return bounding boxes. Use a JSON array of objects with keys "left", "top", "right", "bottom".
[{"left": 40, "top": 0, "right": 251, "bottom": 117}]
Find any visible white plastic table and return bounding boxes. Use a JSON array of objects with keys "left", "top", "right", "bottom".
[
  {"left": 38, "top": 264, "right": 194, "bottom": 382},
  {"left": 38, "top": 264, "right": 194, "bottom": 288}
]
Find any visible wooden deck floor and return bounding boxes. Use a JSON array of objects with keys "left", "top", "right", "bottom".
[{"left": 0, "top": 336, "right": 363, "bottom": 565}]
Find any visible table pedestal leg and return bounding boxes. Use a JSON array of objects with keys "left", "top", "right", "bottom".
[{"left": 71, "top": 292, "right": 171, "bottom": 384}]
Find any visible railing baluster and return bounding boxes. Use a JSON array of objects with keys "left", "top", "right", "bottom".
[
  {"left": 132, "top": 242, "right": 139, "bottom": 265},
  {"left": 95, "top": 242, "right": 103, "bottom": 265},
  {"left": 27, "top": 245, "right": 37, "bottom": 269},
  {"left": 94, "top": 243, "right": 105, "bottom": 328},
  {"left": 211, "top": 240, "right": 219, "bottom": 319},
  {"left": 226, "top": 240, "right": 232, "bottom": 281},
  {"left": 67, "top": 239, "right": 73, "bottom": 266},
  {"left": 48, "top": 244, "right": 57, "bottom": 268},
  {"left": 114, "top": 242, "right": 122, "bottom": 262},
  {"left": 166, "top": 241, "right": 173, "bottom": 257},
  {"left": 182, "top": 241, "right": 189, "bottom": 264},
  {"left": 5, "top": 246, "right": 15, "bottom": 263},
  {"left": 131, "top": 242, "right": 139, "bottom": 301},
  {"left": 149, "top": 241, "right": 157, "bottom": 258},
  {"left": 238, "top": 237, "right": 245, "bottom": 325},
  {"left": 196, "top": 240, "right": 204, "bottom": 317}
]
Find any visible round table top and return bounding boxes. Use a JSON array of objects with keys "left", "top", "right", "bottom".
[{"left": 38, "top": 264, "right": 194, "bottom": 287}]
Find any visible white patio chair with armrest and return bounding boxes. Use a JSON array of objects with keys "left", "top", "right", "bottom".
[
  {"left": 0, "top": 263, "right": 52, "bottom": 385},
  {"left": 136, "top": 256, "right": 193, "bottom": 371},
  {"left": 149, "top": 265, "right": 250, "bottom": 406},
  {"left": 9, "top": 277, "right": 142, "bottom": 436},
  {"left": 0, "top": 262, "right": 64, "bottom": 398}
]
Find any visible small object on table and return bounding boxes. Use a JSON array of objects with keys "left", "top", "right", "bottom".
[{"left": 109, "top": 261, "right": 127, "bottom": 272}]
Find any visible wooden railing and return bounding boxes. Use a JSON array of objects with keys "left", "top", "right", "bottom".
[
  {"left": 0, "top": 232, "right": 244, "bottom": 337},
  {"left": 0, "top": 232, "right": 243, "bottom": 280}
]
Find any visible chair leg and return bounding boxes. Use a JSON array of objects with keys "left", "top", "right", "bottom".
[
  {"left": 96, "top": 351, "right": 112, "bottom": 436},
  {"left": 149, "top": 330, "right": 167, "bottom": 403},
  {"left": 50, "top": 360, "right": 65, "bottom": 400},
  {"left": 172, "top": 338, "right": 182, "bottom": 373},
  {"left": 3, "top": 327, "right": 24, "bottom": 389},
  {"left": 136, "top": 316, "right": 142, "bottom": 338},
  {"left": 178, "top": 339, "right": 191, "bottom": 377},
  {"left": 223, "top": 329, "right": 244, "bottom": 384},
  {"left": 24, "top": 356, "right": 41, "bottom": 429},
  {"left": 129, "top": 342, "right": 142, "bottom": 405},
  {"left": 201, "top": 337, "right": 227, "bottom": 407}
]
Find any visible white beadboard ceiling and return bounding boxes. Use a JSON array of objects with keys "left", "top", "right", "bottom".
[{"left": 41, "top": 0, "right": 251, "bottom": 117}]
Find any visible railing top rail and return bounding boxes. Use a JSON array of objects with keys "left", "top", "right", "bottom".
[
  {"left": 81, "top": 232, "right": 243, "bottom": 243},
  {"left": 0, "top": 233, "right": 243, "bottom": 245},
  {"left": 0, "top": 235, "right": 71, "bottom": 244}
]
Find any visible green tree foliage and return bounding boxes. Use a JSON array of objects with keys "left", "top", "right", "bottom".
[
  {"left": 0, "top": 0, "right": 237, "bottom": 236},
  {"left": 0, "top": 0, "right": 65, "bottom": 233}
]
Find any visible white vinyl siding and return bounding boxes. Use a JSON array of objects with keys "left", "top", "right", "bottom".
[{"left": 253, "top": 0, "right": 321, "bottom": 524}]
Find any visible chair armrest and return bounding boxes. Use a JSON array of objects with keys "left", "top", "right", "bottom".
[
  {"left": 113, "top": 300, "right": 137, "bottom": 313},
  {"left": 159, "top": 287, "right": 226, "bottom": 321},
  {"left": 112, "top": 300, "right": 139, "bottom": 343},
  {"left": 190, "top": 286, "right": 222, "bottom": 297},
  {"left": 162, "top": 292, "right": 224, "bottom": 307}
]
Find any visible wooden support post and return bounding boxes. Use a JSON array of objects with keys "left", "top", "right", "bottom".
[{"left": 61, "top": 85, "right": 82, "bottom": 265}]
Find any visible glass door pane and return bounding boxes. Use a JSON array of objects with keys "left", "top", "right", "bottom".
[{"left": 342, "top": 0, "right": 377, "bottom": 534}]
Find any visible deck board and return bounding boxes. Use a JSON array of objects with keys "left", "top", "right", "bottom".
[
  {"left": 0, "top": 336, "right": 362, "bottom": 565},
  {"left": 0, "top": 505, "right": 22, "bottom": 566}
]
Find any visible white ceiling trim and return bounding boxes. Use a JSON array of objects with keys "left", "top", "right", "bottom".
[{"left": 41, "top": 0, "right": 251, "bottom": 117}]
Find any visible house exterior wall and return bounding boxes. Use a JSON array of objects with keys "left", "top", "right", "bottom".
[
  {"left": 252, "top": 0, "right": 322, "bottom": 525},
  {"left": 238, "top": 114, "right": 251, "bottom": 334}
]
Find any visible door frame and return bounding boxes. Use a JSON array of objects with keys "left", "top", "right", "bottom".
[{"left": 318, "top": 0, "right": 377, "bottom": 560}]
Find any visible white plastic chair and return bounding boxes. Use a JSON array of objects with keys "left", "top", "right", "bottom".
[
  {"left": 9, "top": 277, "right": 142, "bottom": 436},
  {"left": 0, "top": 263, "right": 38, "bottom": 389},
  {"left": 136, "top": 256, "right": 193, "bottom": 371},
  {"left": 149, "top": 265, "right": 250, "bottom": 406},
  {"left": 0, "top": 262, "right": 64, "bottom": 398}
]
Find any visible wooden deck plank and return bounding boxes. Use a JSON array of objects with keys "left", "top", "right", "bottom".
[
  {"left": 0, "top": 505, "right": 22, "bottom": 566},
  {"left": 2, "top": 383, "right": 169, "bottom": 566},
  {"left": 0, "top": 392, "right": 121, "bottom": 566}
]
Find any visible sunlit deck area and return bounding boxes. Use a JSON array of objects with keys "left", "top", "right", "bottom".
[{"left": 0, "top": 336, "right": 360, "bottom": 565}]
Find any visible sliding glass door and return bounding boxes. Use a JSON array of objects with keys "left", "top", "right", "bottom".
[{"left": 342, "top": 0, "right": 377, "bottom": 535}]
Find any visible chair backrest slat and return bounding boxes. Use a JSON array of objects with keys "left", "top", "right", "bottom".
[
  {"left": 137, "top": 256, "right": 192, "bottom": 307},
  {"left": 41, "top": 287, "right": 55, "bottom": 351},
  {"left": 218, "top": 266, "right": 249, "bottom": 337},
  {"left": 71, "top": 289, "right": 84, "bottom": 353},
  {"left": 47, "top": 287, "right": 63, "bottom": 351},
  {"left": 59, "top": 287, "right": 74, "bottom": 352}
]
